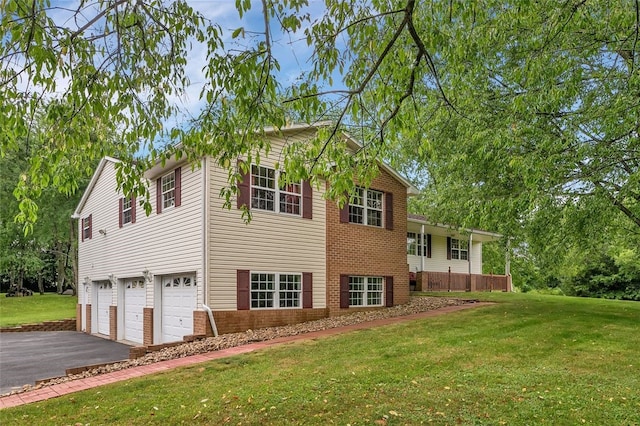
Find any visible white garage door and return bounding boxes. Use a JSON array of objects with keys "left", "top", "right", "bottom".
[
  {"left": 96, "top": 281, "right": 112, "bottom": 336},
  {"left": 161, "top": 275, "right": 196, "bottom": 343},
  {"left": 124, "top": 279, "right": 146, "bottom": 344}
]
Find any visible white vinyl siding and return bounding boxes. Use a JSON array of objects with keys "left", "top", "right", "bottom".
[
  {"left": 77, "top": 161, "right": 204, "bottom": 328},
  {"left": 208, "top": 130, "right": 326, "bottom": 311},
  {"left": 406, "top": 230, "right": 483, "bottom": 274}
]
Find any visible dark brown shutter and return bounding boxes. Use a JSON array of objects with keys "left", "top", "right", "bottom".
[
  {"left": 131, "top": 196, "right": 137, "bottom": 224},
  {"left": 118, "top": 198, "right": 123, "bottom": 228},
  {"left": 88, "top": 214, "right": 92, "bottom": 239},
  {"left": 385, "top": 192, "right": 393, "bottom": 230},
  {"left": 302, "top": 180, "right": 312, "bottom": 219},
  {"left": 447, "top": 237, "right": 452, "bottom": 260},
  {"left": 81, "top": 219, "right": 84, "bottom": 242},
  {"left": 237, "top": 270, "right": 250, "bottom": 310},
  {"left": 340, "top": 274, "right": 350, "bottom": 308},
  {"left": 385, "top": 276, "right": 394, "bottom": 307},
  {"left": 156, "top": 177, "right": 162, "bottom": 214},
  {"left": 339, "top": 199, "right": 350, "bottom": 223},
  {"left": 174, "top": 167, "right": 182, "bottom": 207},
  {"left": 237, "top": 160, "right": 250, "bottom": 209},
  {"left": 302, "top": 272, "right": 313, "bottom": 308},
  {"left": 427, "top": 234, "right": 432, "bottom": 258}
]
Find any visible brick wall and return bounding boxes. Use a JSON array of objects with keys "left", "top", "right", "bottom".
[
  {"left": 0, "top": 319, "right": 76, "bottom": 333},
  {"left": 86, "top": 304, "right": 92, "bottom": 334},
  {"left": 143, "top": 307, "right": 154, "bottom": 346},
  {"left": 326, "top": 167, "right": 410, "bottom": 314},
  {"left": 76, "top": 303, "right": 82, "bottom": 331},
  {"left": 109, "top": 305, "right": 117, "bottom": 340},
  {"left": 212, "top": 308, "right": 328, "bottom": 334},
  {"left": 193, "top": 310, "right": 211, "bottom": 336}
]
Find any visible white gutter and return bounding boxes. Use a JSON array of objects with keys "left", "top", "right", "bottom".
[{"left": 201, "top": 157, "right": 218, "bottom": 337}]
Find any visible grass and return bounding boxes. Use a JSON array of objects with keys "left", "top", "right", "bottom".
[
  {"left": 1, "top": 293, "right": 639, "bottom": 425},
  {"left": 0, "top": 293, "right": 77, "bottom": 327}
]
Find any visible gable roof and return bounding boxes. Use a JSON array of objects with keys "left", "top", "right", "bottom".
[{"left": 71, "top": 156, "right": 120, "bottom": 218}]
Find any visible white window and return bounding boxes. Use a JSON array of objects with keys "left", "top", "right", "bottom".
[
  {"left": 122, "top": 197, "right": 132, "bottom": 225},
  {"left": 407, "top": 232, "right": 417, "bottom": 255},
  {"left": 162, "top": 276, "right": 195, "bottom": 288},
  {"left": 251, "top": 272, "right": 301, "bottom": 309},
  {"left": 82, "top": 216, "right": 91, "bottom": 240},
  {"left": 451, "top": 238, "right": 469, "bottom": 260},
  {"left": 349, "top": 276, "right": 383, "bottom": 307},
  {"left": 161, "top": 171, "right": 176, "bottom": 209},
  {"left": 349, "top": 187, "right": 383, "bottom": 227},
  {"left": 251, "top": 165, "right": 301, "bottom": 215}
]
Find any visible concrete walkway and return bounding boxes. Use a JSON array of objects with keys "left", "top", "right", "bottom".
[{"left": 0, "top": 303, "right": 491, "bottom": 410}]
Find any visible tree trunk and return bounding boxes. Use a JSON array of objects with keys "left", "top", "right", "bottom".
[{"left": 38, "top": 273, "right": 44, "bottom": 295}]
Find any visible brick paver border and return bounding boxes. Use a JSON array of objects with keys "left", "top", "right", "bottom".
[{"left": 0, "top": 302, "right": 492, "bottom": 409}]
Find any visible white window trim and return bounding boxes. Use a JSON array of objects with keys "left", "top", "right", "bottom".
[
  {"left": 161, "top": 171, "right": 176, "bottom": 210},
  {"left": 349, "top": 187, "right": 383, "bottom": 227},
  {"left": 122, "top": 197, "right": 133, "bottom": 225},
  {"left": 250, "top": 165, "right": 302, "bottom": 216},
  {"left": 250, "top": 271, "right": 303, "bottom": 309},
  {"left": 451, "top": 238, "right": 469, "bottom": 261},
  {"left": 82, "top": 217, "right": 91, "bottom": 240},
  {"left": 407, "top": 232, "right": 417, "bottom": 255},
  {"left": 349, "top": 276, "right": 384, "bottom": 307}
]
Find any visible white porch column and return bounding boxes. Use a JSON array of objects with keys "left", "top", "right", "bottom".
[
  {"left": 420, "top": 224, "right": 425, "bottom": 271},
  {"left": 468, "top": 233, "right": 473, "bottom": 274}
]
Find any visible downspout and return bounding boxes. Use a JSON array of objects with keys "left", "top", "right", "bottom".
[{"left": 201, "top": 157, "right": 218, "bottom": 337}]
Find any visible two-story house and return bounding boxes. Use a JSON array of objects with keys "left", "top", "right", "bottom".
[{"left": 72, "top": 124, "right": 420, "bottom": 346}]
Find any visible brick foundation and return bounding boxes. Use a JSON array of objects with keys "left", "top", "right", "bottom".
[
  {"left": 85, "top": 304, "right": 92, "bottom": 334},
  {"left": 193, "top": 310, "right": 212, "bottom": 337},
  {"left": 143, "top": 307, "right": 154, "bottom": 346},
  {"left": 212, "top": 308, "right": 329, "bottom": 335},
  {"left": 76, "top": 304, "right": 82, "bottom": 331},
  {"left": 109, "top": 305, "right": 117, "bottom": 340},
  {"left": 326, "top": 167, "right": 410, "bottom": 313}
]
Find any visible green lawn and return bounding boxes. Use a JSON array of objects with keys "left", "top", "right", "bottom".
[
  {"left": 0, "top": 293, "right": 77, "bottom": 327},
  {"left": 1, "top": 293, "right": 639, "bottom": 425}
]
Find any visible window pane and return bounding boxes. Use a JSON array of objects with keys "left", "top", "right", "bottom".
[
  {"left": 349, "top": 205, "right": 364, "bottom": 224},
  {"left": 367, "top": 209, "right": 382, "bottom": 227}
]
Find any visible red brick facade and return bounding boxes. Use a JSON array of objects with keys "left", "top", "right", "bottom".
[
  {"left": 143, "top": 307, "right": 154, "bottom": 346},
  {"left": 85, "top": 304, "right": 92, "bottom": 334},
  {"left": 326, "top": 167, "right": 410, "bottom": 315},
  {"left": 211, "top": 308, "right": 329, "bottom": 335},
  {"left": 109, "top": 305, "right": 117, "bottom": 340}
]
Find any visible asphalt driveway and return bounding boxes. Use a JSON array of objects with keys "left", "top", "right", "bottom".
[{"left": 0, "top": 331, "right": 131, "bottom": 394}]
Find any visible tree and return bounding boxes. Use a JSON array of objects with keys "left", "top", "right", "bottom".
[{"left": 1, "top": 0, "right": 638, "bottom": 240}]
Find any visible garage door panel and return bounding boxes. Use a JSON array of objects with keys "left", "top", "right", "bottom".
[
  {"left": 161, "top": 275, "right": 196, "bottom": 343},
  {"left": 96, "top": 282, "right": 112, "bottom": 336},
  {"left": 124, "top": 279, "right": 145, "bottom": 344}
]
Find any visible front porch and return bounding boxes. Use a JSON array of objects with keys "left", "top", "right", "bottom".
[{"left": 411, "top": 270, "right": 512, "bottom": 292}]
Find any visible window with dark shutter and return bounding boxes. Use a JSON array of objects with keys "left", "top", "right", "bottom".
[
  {"left": 237, "top": 270, "right": 250, "bottom": 310},
  {"left": 427, "top": 234, "right": 432, "bottom": 258},
  {"left": 339, "top": 200, "right": 350, "bottom": 223},
  {"left": 340, "top": 274, "right": 350, "bottom": 308},
  {"left": 385, "top": 276, "right": 394, "bottom": 307},
  {"left": 303, "top": 272, "right": 313, "bottom": 308}
]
